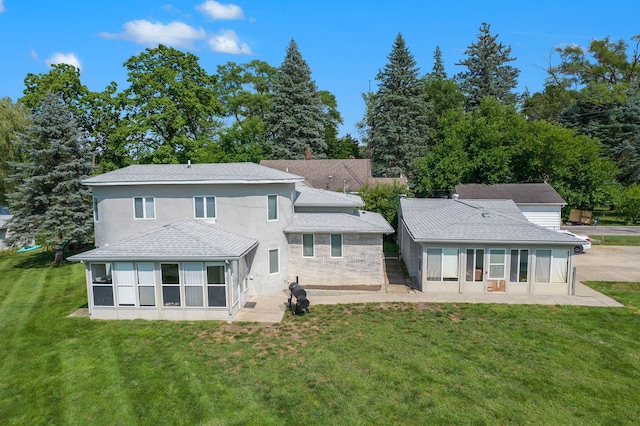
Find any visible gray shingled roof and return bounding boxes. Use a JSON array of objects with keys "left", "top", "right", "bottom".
[
  {"left": 83, "top": 162, "right": 304, "bottom": 186},
  {"left": 285, "top": 211, "right": 394, "bottom": 234},
  {"left": 455, "top": 183, "right": 566, "bottom": 204},
  {"left": 400, "top": 198, "right": 581, "bottom": 245},
  {"left": 260, "top": 159, "right": 372, "bottom": 192},
  {"left": 68, "top": 221, "right": 258, "bottom": 262},
  {"left": 294, "top": 183, "right": 364, "bottom": 207}
]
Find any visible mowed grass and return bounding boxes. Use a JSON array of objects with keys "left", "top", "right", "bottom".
[
  {"left": 1, "top": 251, "right": 640, "bottom": 425},
  {"left": 591, "top": 235, "right": 640, "bottom": 246}
]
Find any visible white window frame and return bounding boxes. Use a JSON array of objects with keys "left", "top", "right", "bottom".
[
  {"left": 330, "top": 234, "right": 343, "bottom": 258},
  {"left": 465, "top": 248, "right": 484, "bottom": 282},
  {"left": 535, "top": 249, "right": 569, "bottom": 284},
  {"left": 183, "top": 262, "right": 205, "bottom": 307},
  {"left": 136, "top": 262, "right": 156, "bottom": 307},
  {"left": 114, "top": 262, "right": 136, "bottom": 307},
  {"left": 269, "top": 248, "right": 279, "bottom": 274},
  {"left": 206, "top": 263, "right": 227, "bottom": 308},
  {"left": 267, "top": 194, "right": 278, "bottom": 221},
  {"left": 426, "top": 248, "right": 459, "bottom": 281},
  {"left": 90, "top": 263, "right": 113, "bottom": 307},
  {"left": 133, "top": 196, "right": 155, "bottom": 220},
  {"left": 302, "top": 233, "right": 314, "bottom": 257},
  {"left": 92, "top": 196, "right": 99, "bottom": 222},
  {"left": 488, "top": 249, "right": 506, "bottom": 280},
  {"left": 194, "top": 196, "right": 216, "bottom": 219},
  {"left": 509, "top": 249, "right": 529, "bottom": 283},
  {"left": 160, "top": 263, "right": 181, "bottom": 307}
]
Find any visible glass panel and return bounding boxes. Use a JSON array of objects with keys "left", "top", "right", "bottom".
[
  {"left": 490, "top": 250, "right": 505, "bottom": 264},
  {"left": 476, "top": 250, "right": 484, "bottom": 281},
  {"left": 117, "top": 286, "right": 135, "bottom": 306},
  {"left": 162, "top": 286, "right": 181, "bottom": 306},
  {"left": 161, "top": 264, "right": 180, "bottom": 284},
  {"left": 519, "top": 250, "right": 529, "bottom": 282},
  {"left": 426, "top": 248, "right": 442, "bottom": 281},
  {"left": 185, "top": 286, "right": 204, "bottom": 307},
  {"left": 93, "top": 286, "right": 114, "bottom": 306},
  {"left": 115, "top": 262, "right": 135, "bottom": 283},
  {"left": 139, "top": 286, "right": 155, "bottom": 306},
  {"left": 466, "top": 249, "right": 474, "bottom": 282},
  {"left": 195, "top": 197, "right": 204, "bottom": 218},
  {"left": 268, "top": 194, "right": 277, "bottom": 220},
  {"left": 510, "top": 250, "right": 519, "bottom": 282},
  {"left": 303, "top": 234, "right": 314, "bottom": 257},
  {"left": 442, "top": 248, "right": 459, "bottom": 280},
  {"left": 535, "top": 250, "right": 552, "bottom": 283},
  {"left": 145, "top": 197, "right": 155, "bottom": 219},
  {"left": 207, "top": 265, "right": 225, "bottom": 284},
  {"left": 206, "top": 197, "right": 216, "bottom": 218},
  {"left": 551, "top": 249, "right": 568, "bottom": 283},
  {"left": 137, "top": 263, "right": 155, "bottom": 285},
  {"left": 330, "top": 234, "right": 342, "bottom": 257},
  {"left": 183, "top": 263, "right": 203, "bottom": 284},
  {"left": 489, "top": 250, "right": 505, "bottom": 279},
  {"left": 269, "top": 249, "right": 279, "bottom": 274},
  {"left": 134, "top": 197, "right": 144, "bottom": 218},
  {"left": 208, "top": 286, "right": 226, "bottom": 307},
  {"left": 91, "top": 263, "right": 111, "bottom": 284}
]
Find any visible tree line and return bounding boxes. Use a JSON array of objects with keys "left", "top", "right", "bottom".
[{"left": 2, "top": 23, "right": 640, "bottom": 259}]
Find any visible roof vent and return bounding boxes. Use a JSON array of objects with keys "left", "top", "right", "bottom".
[
  {"left": 452, "top": 193, "right": 459, "bottom": 200},
  {"left": 482, "top": 211, "right": 491, "bottom": 218},
  {"left": 187, "top": 160, "right": 191, "bottom": 168}
]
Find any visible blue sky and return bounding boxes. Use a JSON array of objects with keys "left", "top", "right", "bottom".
[{"left": 1, "top": 1, "right": 639, "bottom": 137}]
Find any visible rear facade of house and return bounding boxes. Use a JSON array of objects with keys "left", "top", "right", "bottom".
[{"left": 69, "top": 163, "right": 392, "bottom": 321}]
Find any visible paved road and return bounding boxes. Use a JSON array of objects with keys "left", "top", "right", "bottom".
[{"left": 563, "top": 225, "right": 640, "bottom": 236}]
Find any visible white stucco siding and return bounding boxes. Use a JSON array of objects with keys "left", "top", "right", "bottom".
[
  {"left": 91, "top": 182, "right": 296, "bottom": 295},
  {"left": 518, "top": 205, "right": 562, "bottom": 229}
]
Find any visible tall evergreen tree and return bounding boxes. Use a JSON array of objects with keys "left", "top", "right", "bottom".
[
  {"left": 266, "top": 39, "right": 326, "bottom": 159},
  {"left": 7, "top": 93, "right": 93, "bottom": 264},
  {"left": 369, "top": 33, "right": 430, "bottom": 178},
  {"left": 456, "top": 22, "right": 521, "bottom": 109},
  {"left": 431, "top": 45, "right": 447, "bottom": 79}
]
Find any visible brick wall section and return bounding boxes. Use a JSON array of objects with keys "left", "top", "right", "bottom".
[{"left": 287, "top": 233, "right": 384, "bottom": 286}]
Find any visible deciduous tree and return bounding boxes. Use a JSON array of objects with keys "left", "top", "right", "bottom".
[{"left": 0, "top": 98, "right": 29, "bottom": 204}]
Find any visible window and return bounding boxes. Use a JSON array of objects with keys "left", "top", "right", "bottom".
[
  {"left": 426, "top": 248, "right": 459, "bottom": 281},
  {"left": 330, "top": 234, "right": 342, "bottom": 258},
  {"left": 466, "top": 249, "right": 484, "bottom": 282},
  {"left": 161, "top": 263, "right": 180, "bottom": 306},
  {"left": 194, "top": 196, "right": 216, "bottom": 219},
  {"left": 510, "top": 250, "right": 529, "bottom": 283},
  {"left": 535, "top": 249, "right": 569, "bottom": 283},
  {"left": 302, "top": 234, "right": 314, "bottom": 257},
  {"left": 207, "top": 264, "right": 226, "bottom": 307},
  {"left": 134, "top": 197, "right": 155, "bottom": 219},
  {"left": 114, "top": 262, "right": 135, "bottom": 306},
  {"left": 92, "top": 197, "right": 99, "bottom": 222},
  {"left": 488, "top": 249, "right": 506, "bottom": 279},
  {"left": 91, "top": 263, "right": 113, "bottom": 306},
  {"left": 137, "top": 262, "right": 156, "bottom": 306},
  {"left": 267, "top": 194, "right": 278, "bottom": 221},
  {"left": 269, "top": 249, "right": 279, "bottom": 274},
  {"left": 183, "top": 263, "right": 204, "bottom": 307}
]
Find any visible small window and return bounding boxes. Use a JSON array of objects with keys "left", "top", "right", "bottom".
[
  {"left": 267, "top": 194, "right": 278, "bottom": 221},
  {"left": 134, "top": 197, "right": 155, "bottom": 219},
  {"left": 302, "top": 234, "right": 314, "bottom": 257},
  {"left": 91, "top": 263, "right": 113, "bottom": 306},
  {"left": 194, "top": 196, "right": 216, "bottom": 219},
  {"left": 330, "top": 234, "right": 342, "bottom": 258},
  {"left": 269, "top": 249, "right": 279, "bottom": 274},
  {"left": 92, "top": 197, "right": 99, "bottom": 222}
]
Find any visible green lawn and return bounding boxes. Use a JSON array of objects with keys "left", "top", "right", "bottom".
[
  {"left": 591, "top": 235, "right": 640, "bottom": 246},
  {"left": 1, "top": 250, "right": 640, "bottom": 425}
]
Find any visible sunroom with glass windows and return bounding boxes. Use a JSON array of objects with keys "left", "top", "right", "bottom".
[{"left": 69, "top": 221, "right": 257, "bottom": 321}]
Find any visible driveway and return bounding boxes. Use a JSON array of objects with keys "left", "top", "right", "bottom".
[{"left": 573, "top": 245, "right": 640, "bottom": 282}]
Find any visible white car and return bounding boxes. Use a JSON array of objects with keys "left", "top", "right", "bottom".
[{"left": 558, "top": 230, "right": 591, "bottom": 254}]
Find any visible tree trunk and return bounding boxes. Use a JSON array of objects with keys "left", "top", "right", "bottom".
[{"left": 54, "top": 229, "right": 63, "bottom": 265}]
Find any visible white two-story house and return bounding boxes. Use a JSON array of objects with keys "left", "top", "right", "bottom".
[{"left": 69, "top": 162, "right": 393, "bottom": 321}]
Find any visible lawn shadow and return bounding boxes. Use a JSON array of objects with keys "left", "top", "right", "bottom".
[{"left": 13, "top": 245, "right": 94, "bottom": 269}]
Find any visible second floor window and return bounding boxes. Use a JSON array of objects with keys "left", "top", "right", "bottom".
[
  {"left": 267, "top": 194, "right": 278, "bottom": 221},
  {"left": 194, "top": 196, "right": 216, "bottom": 219},
  {"left": 134, "top": 197, "right": 155, "bottom": 219}
]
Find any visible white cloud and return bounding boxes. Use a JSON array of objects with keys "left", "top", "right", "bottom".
[
  {"left": 207, "top": 29, "right": 252, "bottom": 54},
  {"left": 45, "top": 53, "right": 81, "bottom": 70},
  {"left": 99, "top": 20, "right": 206, "bottom": 48},
  {"left": 196, "top": 1, "right": 244, "bottom": 20},
  {"left": 0, "top": 1, "right": 4, "bottom": 13},
  {"left": 30, "top": 49, "right": 38, "bottom": 60}
]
